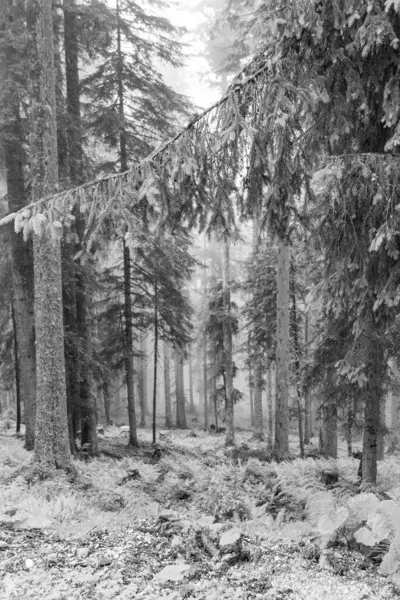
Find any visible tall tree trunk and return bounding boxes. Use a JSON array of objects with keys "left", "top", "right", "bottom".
[
  {"left": 175, "top": 349, "right": 187, "bottom": 428},
  {"left": 322, "top": 395, "right": 338, "bottom": 458},
  {"left": 222, "top": 237, "right": 234, "bottom": 446},
  {"left": 188, "top": 353, "right": 194, "bottom": 411},
  {"left": 378, "top": 397, "right": 385, "bottom": 461},
  {"left": 251, "top": 210, "right": 263, "bottom": 440},
  {"left": 5, "top": 99, "right": 36, "bottom": 450},
  {"left": 123, "top": 241, "right": 138, "bottom": 447},
  {"left": 152, "top": 281, "right": 158, "bottom": 444},
  {"left": 253, "top": 362, "right": 264, "bottom": 440},
  {"left": 212, "top": 339, "right": 218, "bottom": 430},
  {"left": 164, "top": 342, "right": 172, "bottom": 427},
  {"left": 361, "top": 308, "right": 384, "bottom": 484},
  {"left": 290, "top": 261, "right": 304, "bottom": 458},
  {"left": 248, "top": 334, "right": 254, "bottom": 427},
  {"left": 63, "top": 0, "right": 96, "bottom": 454},
  {"left": 29, "top": 0, "right": 71, "bottom": 470},
  {"left": 139, "top": 332, "right": 148, "bottom": 426},
  {"left": 11, "top": 303, "right": 21, "bottom": 434},
  {"left": 203, "top": 336, "right": 209, "bottom": 430},
  {"left": 266, "top": 363, "right": 273, "bottom": 448},
  {"left": 115, "top": 1, "right": 137, "bottom": 446},
  {"left": 103, "top": 382, "right": 111, "bottom": 426},
  {"left": 275, "top": 237, "right": 290, "bottom": 457},
  {"left": 304, "top": 314, "right": 312, "bottom": 444}
]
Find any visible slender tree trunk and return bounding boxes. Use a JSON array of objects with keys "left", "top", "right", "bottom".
[
  {"left": 251, "top": 209, "right": 263, "bottom": 440},
  {"left": 152, "top": 282, "right": 158, "bottom": 444},
  {"left": 5, "top": 100, "right": 36, "bottom": 450},
  {"left": 222, "top": 237, "right": 234, "bottom": 446},
  {"left": 290, "top": 261, "right": 304, "bottom": 457},
  {"left": 103, "top": 382, "right": 111, "bottom": 426},
  {"left": 29, "top": 0, "right": 71, "bottom": 470},
  {"left": 203, "top": 336, "right": 209, "bottom": 430},
  {"left": 139, "top": 332, "right": 147, "bottom": 426},
  {"left": 275, "top": 237, "right": 290, "bottom": 457},
  {"left": 123, "top": 241, "right": 138, "bottom": 446},
  {"left": 253, "top": 362, "right": 264, "bottom": 440},
  {"left": 164, "top": 342, "right": 172, "bottom": 427},
  {"left": 212, "top": 339, "right": 218, "bottom": 430},
  {"left": 188, "top": 353, "right": 194, "bottom": 411},
  {"left": 249, "top": 369, "right": 254, "bottom": 428},
  {"left": 304, "top": 314, "right": 312, "bottom": 444},
  {"left": 115, "top": 2, "right": 137, "bottom": 447},
  {"left": 175, "top": 349, "right": 187, "bottom": 428},
  {"left": 11, "top": 303, "right": 21, "bottom": 434},
  {"left": 266, "top": 363, "right": 273, "bottom": 448}
]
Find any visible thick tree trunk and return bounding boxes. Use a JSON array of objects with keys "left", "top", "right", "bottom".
[
  {"left": 5, "top": 102, "right": 36, "bottom": 450},
  {"left": 164, "top": 342, "right": 172, "bottom": 427},
  {"left": 275, "top": 237, "right": 290, "bottom": 457},
  {"left": 29, "top": 0, "right": 71, "bottom": 470},
  {"left": 322, "top": 395, "right": 338, "bottom": 458},
  {"left": 175, "top": 349, "right": 187, "bottom": 428},
  {"left": 362, "top": 309, "right": 384, "bottom": 484},
  {"left": 203, "top": 336, "right": 209, "bottom": 430},
  {"left": 123, "top": 241, "right": 138, "bottom": 447},
  {"left": 222, "top": 237, "right": 235, "bottom": 446},
  {"left": 304, "top": 314, "right": 312, "bottom": 444},
  {"left": 64, "top": 0, "right": 97, "bottom": 454}
]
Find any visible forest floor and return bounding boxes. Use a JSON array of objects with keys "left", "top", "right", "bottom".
[{"left": 0, "top": 425, "right": 399, "bottom": 600}]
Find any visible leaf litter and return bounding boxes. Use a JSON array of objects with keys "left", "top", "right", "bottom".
[{"left": 0, "top": 430, "right": 398, "bottom": 599}]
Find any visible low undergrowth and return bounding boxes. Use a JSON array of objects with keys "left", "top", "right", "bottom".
[{"left": 1, "top": 429, "right": 400, "bottom": 598}]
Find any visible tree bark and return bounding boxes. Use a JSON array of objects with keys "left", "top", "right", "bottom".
[
  {"left": 253, "top": 362, "right": 264, "bottom": 440},
  {"left": 377, "top": 397, "right": 385, "bottom": 461},
  {"left": 203, "top": 336, "right": 209, "bottom": 430},
  {"left": 212, "top": 338, "right": 218, "bottom": 430},
  {"left": 103, "top": 382, "right": 111, "bottom": 426},
  {"left": 188, "top": 352, "right": 194, "bottom": 411},
  {"left": 164, "top": 342, "right": 172, "bottom": 427},
  {"left": 123, "top": 241, "right": 138, "bottom": 447},
  {"left": 275, "top": 237, "right": 290, "bottom": 457},
  {"left": 152, "top": 281, "right": 158, "bottom": 444},
  {"left": 322, "top": 394, "right": 338, "bottom": 458},
  {"left": 175, "top": 349, "right": 187, "bottom": 428},
  {"left": 4, "top": 99, "right": 36, "bottom": 450},
  {"left": 139, "top": 331, "right": 148, "bottom": 426},
  {"left": 290, "top": 261, "right": 304, "bottom": 457},
  {"left": 222, "top": 237, "right": 234, "bottom": 446},
  {"left": 29, "top": 0, "right": 71, "bottom": 470},
  {"left": 11, "top": 303, "right": 21, "bottom": 434},
  {"left": 266, "top": 363, "right": 273, "bottom": 448},
  {"left": 64, "top": 0, "right": 97, "bottom": 454},
  {"left": 361, "top": 308, "right": 384, "bottom": 484}
]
